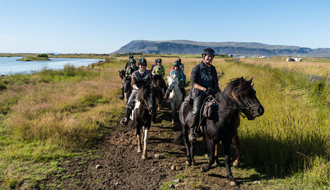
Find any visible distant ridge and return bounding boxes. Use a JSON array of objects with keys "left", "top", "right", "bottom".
[{"left": 113, "top": 40, "right": 330, "bottom": 57}]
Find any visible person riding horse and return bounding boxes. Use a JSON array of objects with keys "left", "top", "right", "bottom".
[
  {"left": 120, "top": 58, "right": 158, "bottom": 125},
  {"left": 188, "top": 48, "right": 221, "bottom": 142},
  {"left": 124, "top": 54, "right": 135, "bottom": 70},
  {"left": 170, "top": 58, "right": 184, "bottom": 72},
  {"left": 151, "top": 58, "right": 166, "bottom": 93},
  {"left": 165, "top": 61, "right": 186, "bottom": 99},
  {"left": 119, "top": 59, "right": 138, "bottom": 100}
]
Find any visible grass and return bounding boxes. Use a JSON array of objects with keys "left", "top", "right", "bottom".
[{"left": 1, "top": 55, "right": 330, "bottom": 188}]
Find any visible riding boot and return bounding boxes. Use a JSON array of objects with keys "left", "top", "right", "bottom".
[
  {"left": 180, "top": 87, "right": 186, "bottom": 98},
  {"left": 120, "top": 107, "right": 132, "bottom": 126},
  {"left": 118, "top": 87, "right": 124, "bottom": 100}
]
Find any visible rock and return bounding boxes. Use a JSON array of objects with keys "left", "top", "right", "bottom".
[
  {"left": 173, "top": 178, "right": 181, "bottom": 183},
  {"left": 175, "top": 166, "right": 182, "bottom": 171},
  {"left": 154, "top": 153, "right": 164, "bottom": 159},
  {"left": 151, "top": 168, "right": 156, "bottom": 172},
  {"left": 175, "top": 183, "right": 184, "bottom": 188},
  {"left": 171, "top": 165, "right": 175, "bottom": 170},
  {"left": 168, "top": 183, "right": 174, "bottom": 188},
  {"left": 95, "top": 164, "right": 102, "bottom": 169},
  {"left": 253, "top": 181, "right": 261, "bottom": 184},
  {"left": 115, "top": 182, "right": 119, "bottom": 186}
]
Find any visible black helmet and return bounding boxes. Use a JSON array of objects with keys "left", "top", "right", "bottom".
[
  {"left": 138, "top": 58, "right": 147, "bottom": 66},
  {"left": 202, "top": 48, "right": 216, "bottom": 57},
  {"left": 154, "top": 59, "right": 157, "bottom": 63},
  {"left": 174, "top": 61, "right": 180, "bottom": 67},
  {"left": 156, "top": 58, "right": 162, "bottom": 64},
  {"left": 129, "top": 59, "right": 136, "bottom": 64},
  {"left": 129, "top": 54, "right": 134, "bottom": 59},
  {"left": 177, "top": 58, "right": 181, "bottom": 64}
]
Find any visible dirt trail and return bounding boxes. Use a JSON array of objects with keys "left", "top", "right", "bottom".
[{"left": 44, "top": 105, "right": 256, "bottom": 189}]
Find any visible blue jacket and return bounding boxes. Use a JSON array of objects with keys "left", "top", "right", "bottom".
[{"left": 169, "top": 69, "right": 186, "bottom": 82}]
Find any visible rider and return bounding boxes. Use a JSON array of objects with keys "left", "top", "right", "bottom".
[
  {"left": 188, "top": 48, "right": 221, "bottom": 142},
  {"left": 150, "top": 59, "right": 157, "bottom": 75},
  {"left": 165, "top": 61, "right": 186, "bottom": 99},
  {"left": 170, "top": 58, "right": 184, "bottom": 72},
  {"left": 120, "top": 58, "right": 157, "bottom": 125},
  {"left": 151, "top": 58, "right": 166, "bottom": 93},
  {"left": 124, "top": 54, "right": 134, "bottom": 70},
  {"left": 119, "top": 59, "right": 138, "bottom": 100}
]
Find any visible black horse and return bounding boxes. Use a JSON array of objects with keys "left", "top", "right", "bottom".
[
  {"left": 122, "top": 76, "right": 132, "bottom": 104},
  {"left": 152, "top": 75, "right": 166, "bottom": 110},
  {"left": 132, "top": 84, "right": 157, "bottom": 159},
  {"left": 118, "top": 69, "right": 125, "bottom": 80},
  {"left": 177, "top": 77, "right": 264, "bottom": 186}
]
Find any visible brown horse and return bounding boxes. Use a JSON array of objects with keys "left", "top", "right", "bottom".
[
  {"left": 152, "top": 75, "right": 166, "bottom": 110},
  {"left": 131, "top": 84, "right": 157, "bottom": 159}
]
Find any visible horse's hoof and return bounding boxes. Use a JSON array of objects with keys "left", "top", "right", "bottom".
[
  {"left": 141, "top": 156, "right": 146, "bottom": 160},
  {"left": 230, "top": 181, "right": 237, "bottom": 186},
  {"left": 192, "top": 161, "right": 196, "bottom": 166},
  {"left": 171, "top": 120, "right": 175, "bottom": 125},
  {"left": 204, "top": 154, "right": 208, "bottom": 158},
  {"left": 185, "top": 161, "right": 191, "bottom": 166},
  {"left": 137, "top": 149, "right": 141, "bottom": 153},
  {"left": 233, "top": 160, "right": 240, "bottom": 168}
]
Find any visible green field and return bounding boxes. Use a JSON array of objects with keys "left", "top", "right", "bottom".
[{"left": 0, "top": 55, "right": 330, "bottom": 189}]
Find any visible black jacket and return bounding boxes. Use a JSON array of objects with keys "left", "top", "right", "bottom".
[{"left": 189, "top": 61, "right": 221, "bottom": 99}]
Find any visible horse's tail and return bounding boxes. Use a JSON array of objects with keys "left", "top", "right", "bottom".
[{"left": 172, "top": 131, "right": 184, "bottom": 145}]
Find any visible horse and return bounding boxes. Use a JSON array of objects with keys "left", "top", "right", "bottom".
[
  {"left": 118, "top": 69, "right": 125, "bottom": 80},
  {"left": 166, "top": 75, "right": 183, "bottom": 124},
  {"left": 130, "top": 84, "right": 157, "bottom": 160},
  {"left": 177, "top": 77, "right": 264, "bottom": 186},
  {"left": 122, "top": 76, "right": 132, "bottom": 104},
  {"left": 152, "top": 75, "right": 166, "bottom": 110}
]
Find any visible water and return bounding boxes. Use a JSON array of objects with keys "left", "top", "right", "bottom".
[{"left": 0, "top": 57, "right": 104, "bottom": 75}]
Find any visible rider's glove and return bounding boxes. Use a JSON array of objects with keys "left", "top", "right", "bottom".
[
  {"left": 205, "top": 87, "right": 216, "bottom": 96},
  {"left": 133, "top": 84, "right": 139, "bottom": 91}
]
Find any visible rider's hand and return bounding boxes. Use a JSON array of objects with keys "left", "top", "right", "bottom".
[{"left": 205, "top": 87, "right": 216, "bottom": 96}]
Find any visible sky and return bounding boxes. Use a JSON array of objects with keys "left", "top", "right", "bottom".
[{"left": 0, "top": 0, "right": 329, "bottom": 53}]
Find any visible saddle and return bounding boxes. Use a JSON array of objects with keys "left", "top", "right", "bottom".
[{"left": 201, "top": 98, "right": 217, "bottom": 119}]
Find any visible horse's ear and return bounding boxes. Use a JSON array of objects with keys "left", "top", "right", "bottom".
[{"left": 248, "top": 77, "right": 253, "bottom": 84}]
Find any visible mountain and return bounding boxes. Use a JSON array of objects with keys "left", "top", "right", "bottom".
[{"left": 113, "top": 40, "right": 330, "bottom": 57}]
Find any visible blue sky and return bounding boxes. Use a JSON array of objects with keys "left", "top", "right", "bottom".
[{"left": 0, "top": 0, "right": 329, "bottom": 53}]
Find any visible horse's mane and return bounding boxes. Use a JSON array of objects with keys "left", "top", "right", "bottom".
[
  {"left": 153, "top": 75, "right": 163, "bottom": 81},
  {"left": 223, "top": 77, "right": 252, "bottom": 101},
  {"left": 136, "top": 84, "right": 152, "bottom": 102}
]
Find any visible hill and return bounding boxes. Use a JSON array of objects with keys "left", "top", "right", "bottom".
[{"left": 114, "top": 40, "right": 330, "bottom": 57}]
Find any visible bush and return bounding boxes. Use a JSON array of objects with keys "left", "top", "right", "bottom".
[{"left": 37, "top": 54, "right": 49, "bottom": 58}]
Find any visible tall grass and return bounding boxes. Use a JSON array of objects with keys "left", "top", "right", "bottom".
[{"left": 218, "top": 60, "right": 330, "bottom": 188}]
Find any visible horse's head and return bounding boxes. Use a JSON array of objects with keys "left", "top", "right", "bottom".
[
  {"left": 167, "top": 75, "right": 178, "bottom": 91},
  {"left": 136, "top": 84, "right": 156, "bottom": 115},
  {"left": 224, "top": 77, "right": 264, "bottom": 120},
  {"left": 123, "top": 76, "right": 131, "bottom": 93},
  {"left": 118, "top": 70, "right": 125, "bottom": 80}
]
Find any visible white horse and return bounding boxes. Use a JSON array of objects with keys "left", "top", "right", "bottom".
[{"left": 167, "top": 75, "right": 183, "bottom": 124}]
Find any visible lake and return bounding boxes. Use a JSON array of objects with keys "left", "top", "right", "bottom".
[{"left": 0, "top": 57, "right": 104, "bottom": 75}]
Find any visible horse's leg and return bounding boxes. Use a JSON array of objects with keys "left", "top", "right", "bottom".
[
  {"left": 142, "top": 125, "right": 149, "bottom": 160},
  {"left": 182, "top": 124, "right": 192, "bottom": 166},
  {"left": 201, "top": 139, "right": 215, "bottom": 172},
  {"left": 223, "top": 140, "right": 236, "bottom": 186},
  {"left": 233, "top": 135, "right": 241, "bottom": 168},
  {"left": 203, "top": 136, "right": 208, "bottom": 158},
  {"left": 136, "top": 123, "right": 142, "bottom": 153},
  {"left": 215, "top": 142, "right": 221, "bottom": 167},
  {"left": 171, "top": 102, "right": 175, "bottom": 124},
  {"left": 190, "top": 140, "right": 196, "bottom": 166}
]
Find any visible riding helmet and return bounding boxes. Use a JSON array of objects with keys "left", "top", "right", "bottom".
[
  {"left": 156, "top": 58, "right": 162, "bottom": 64},
  {"left": 177, "top": 58, "right": 181, "bottom": 64},
  {"left": 202, "top": 48, "right": 216, "bottom": 57},
  {"left": 129, "top": 54, "right": 134, "bottom": 59},
  {"left": 129, "top": 59, "right": 136, "bottom": 64},
  {"left": 174, "top": 61, "right": 180, "bottom": 67},
  {"left": 138, "top": 58, "right": 147, "bottom": 66}
]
